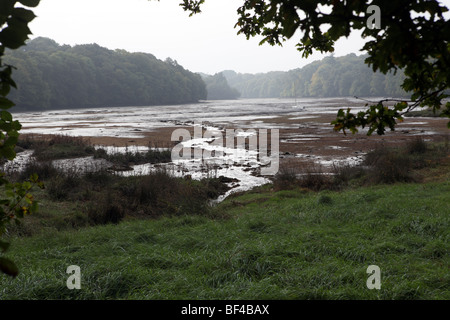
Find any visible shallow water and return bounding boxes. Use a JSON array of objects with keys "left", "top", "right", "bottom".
[
  {"left": 9, "top": 97, "right": 436, "bottom": 201},
  {"left": 13, "top": 97, "right": 366, "bottom": 138}
]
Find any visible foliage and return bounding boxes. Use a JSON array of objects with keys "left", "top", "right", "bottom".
[
  {"left": 222, "top": 69, "right": 286, "bottom": 98},
  {"left": 1, "top": 180, "right": 449, "bottom": 299},
  {"left": 180, "top": 0, "right": 450, "bottom": 134},
  {"left": 273, "top": 138, "right": 449, "bottom": 191},
  {"left": 0, "top": 0, "right": 44, "bottom": 277},
  {"left": 4, "top": 38, "right": 207, "bottom": 110},
  {"left": 221, "top": 54, "right": 408, "bottom": 99},
  {"left": 202, "top": 72, "right": 241, "bottom": 100},
  {"left": 93, "top": 147, "right": 172, "bottom": 167},
  {"left": 4, "top": 158, "right": 231, "bottom": 235}
]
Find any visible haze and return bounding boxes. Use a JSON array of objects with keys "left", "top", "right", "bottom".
[{"left": 29, "top": 0, "right": 367, "bottom": 74}]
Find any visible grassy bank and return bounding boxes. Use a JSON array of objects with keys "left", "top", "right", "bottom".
[
  {"left": 15, "top": 133, "right": 172, "bottom": 165},
  {"left": 0, "top": 135, "right": 448, "bottom": 299},
  {"left": 0, "top": 179, "right": 448, "bottom": 299}
]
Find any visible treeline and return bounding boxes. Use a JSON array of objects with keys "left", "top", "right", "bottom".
[
  {"left": 5, "top": 37, "right": 207, "bottom": 110},
  {"left": 202, "top": 73, "right": 240, "bottom": 100},
  {"left": 222, "top": 54, "right": 409, "bottom": 99}
]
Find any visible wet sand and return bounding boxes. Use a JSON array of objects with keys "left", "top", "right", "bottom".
[
  {"left": 14, "top": 98, "right": 449, "bottom": 198},
  {"left": 67, "top": 109, "right": 449, "bottom": 171}
]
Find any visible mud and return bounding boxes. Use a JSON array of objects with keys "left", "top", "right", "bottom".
[{"left": 12, "top": 98, "right": 449, "bottom": 200}]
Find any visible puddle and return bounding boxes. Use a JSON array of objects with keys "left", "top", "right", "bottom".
[
  {"left": 52, "top": 157, "right": 112, "bottom": 173},
  {"left": 2, "top": 150, "right": 34, "bottom": 173},
  {"left": 295, "top": 153, "right": 365, "bottom": 167}
]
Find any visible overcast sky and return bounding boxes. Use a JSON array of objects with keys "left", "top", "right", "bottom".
[{"left": 28, "top": 0, "right": 438, "bottom": 75}]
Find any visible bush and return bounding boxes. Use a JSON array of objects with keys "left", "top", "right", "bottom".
[
  {"left": 272, "top": 161, "right": 303, "bottom": 190},
  {"left": 363, "top": 145, "right": 415, "bottom": 184},
  {"left": 114, "top": 169, "right": 216, "bottom": 217},
  {"left": 84, "top": 169, "right": 113, "bottom": 186},
  {"left": 406, "top": 137, "right": 428, "bottom": 154},
  {"left": 273, "top": 161, "right": 334, "bottom": 191},
  {"left": 331, "top": 163, "right": 365, "bottom": 187},
  {"left": 298, "top": 163, "right": 333, "bottom": 191},
  {"left": 29, "top": 134, "right": 94, "bottom": 161},
  {"left": 19, "top": 159, "right": 58, "bottom": 181},
  {"left": 87, "top": 195, "right": 125, "bottom": 225},
  {"left": 93, "top": 147, "right": 172, "bottom": 166}
]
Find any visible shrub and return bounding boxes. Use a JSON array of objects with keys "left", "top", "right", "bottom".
[
  {"left": 46, "top": 176, "right": 70, "bottom": 200},
  {"left": 273, "top": 161, "right": 334, "bottom": 191},
  {"left": 298, "top": 163, "right": 333, "bottom": 191},
  {"left": 272, "top": 161, "right": 302, "bottom": 190},
  {"left": 87, "top": 196, "right": 125, "bottom": 225},
  {"left": 364, "top": 147, "right": 415, "bottom": 184},
  {"left": 93, "top": 147, "right": 172, "bottom": 166},
  {"left": 29, "top": 134, "right": 94, "bottom": 161},
  {"left": 331, "top": 163, "right": 365, "bottom": 187},
  {"left": 84, "top": 169, "right": 113, "bottom": 186},
  {"left": 19, "top": 159, "right": 58, "bottom": 181},
  {"left": 406, "top": 137, "right": 428, "bottom": 154}
]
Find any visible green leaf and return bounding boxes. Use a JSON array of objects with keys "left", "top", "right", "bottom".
[
  {"left": 0, "top": 257, "right": 19, "bottom": 277},
  {"left": 0, "top": 97, "right": 15, "bottom": 109},
  {"left": 1, "top": 110, "right": 13, "bottom": 122},
  {"left": 18, "top": 0, "right": 40, "bottom": 8},
  {"left": 0, "top": 146, "right": 16, "bottom": 160},
  {"left": 12, "top": 7, "right": 36, "bottom": 23},
  {"left": 0, "top": 240, "right": 10, "bottom": 253}
]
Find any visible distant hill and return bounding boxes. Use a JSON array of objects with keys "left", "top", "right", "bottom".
[
  {"left": 221, "top": 54, "right": 409, "bottom": 99},
  {"left": 202, "top": 72, "right": 240, "bottom": 100},
  {"left": 5, "top": 37, "right": 207, "bottom": 110},
  {"left": 6, "top": 38, "right": 411, "bottom": 111}
]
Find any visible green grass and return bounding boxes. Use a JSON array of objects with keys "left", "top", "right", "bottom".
[
  {"left": 16, "top": 134, "right": 172, "bottom": 165},
  {"left": 1, "top": 180, "right": 448, "bottom": 300},
  {"left": 16, "top": 134, "right": 95, "bottom": 161}
]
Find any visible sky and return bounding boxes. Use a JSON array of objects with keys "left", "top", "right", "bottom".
[{"left": 27, "top": 0, "right": 447, "bottom": 75}]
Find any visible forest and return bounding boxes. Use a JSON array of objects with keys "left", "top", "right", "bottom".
[
  {"left": 4, "top": 37, "right": 207, "bottom": 110},
  {"left": 202, "top": 72, "right": 241, "bottom": 100},
  {"left": 222, "top": 54, "right": 409, "bottom": 99},
  {"left": 4, "top": 38, "right": 413, "bottom": 109}
]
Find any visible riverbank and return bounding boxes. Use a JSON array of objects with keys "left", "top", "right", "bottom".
[
  {"left": 1, "top": 177, "right": 448, "bottom": 299},
  {"left": 1, "top": 98, "right": 448, "bottom": 299}
]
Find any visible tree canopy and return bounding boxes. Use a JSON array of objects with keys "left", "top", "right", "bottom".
[
  {"left": 222, "top": 54, "right": 408, "bottom": 99},
  {"left": 0, "top": 0, "right": 43, "bottom": 278},
  {"left": 202, "top": 72, "right": 241, "bottom": 100},
  {"left": 5, "top": 37, "right": 207, "bottom": 110},
  {"left": 180, "top": 0, "right": 450, "bottom": 135}
]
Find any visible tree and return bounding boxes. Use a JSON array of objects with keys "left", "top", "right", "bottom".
[
  {"left": 0, "top": 0, "right": 43, "bottom": 277},
  {"left": 179, "top": 0, "right": 450, "bottom": 135},
  {"left": 5, "top": 38, "right": 207, "bottom": 110},
  {"left": 203, "top": 72, "right": 241, "bottom": 100}
]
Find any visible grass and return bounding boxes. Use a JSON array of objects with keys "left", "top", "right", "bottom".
[
  {"left": 0, "top": 136, "right": 448, "bottom": 300},
  {"left": 2, "top": 134, "right": 234, "bottom": 236},
  {"left": 16, "top": 134, "right": 172, "bottom": 166},
  {"left": 3, "top": 167, "right": 232, "bottom": 236},
  {"left": 93, "top": 147, "right": 172, "bottom": 167},
  {"left": 16, "top": 134, "right": 95, "bottom": 161},
  {"left": 273, "top": 137, "right": 449, "bottom": 190},
  {"left": 0, "top": 179, "right": 448, "bottom": 300}
]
